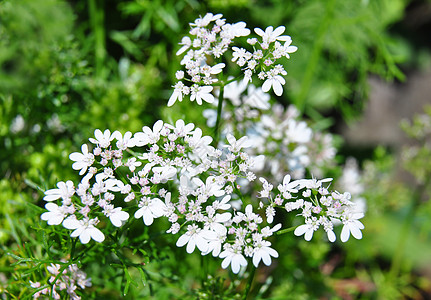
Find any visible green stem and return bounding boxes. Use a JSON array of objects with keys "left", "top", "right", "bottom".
[
  {"left": 89, "top": 0, "right": 106, "bottom": 78},
  {"left": 213, "top": 84, "right": 225, "bottom": 147},
  {"left": 275, "top": 225, "right": 298, "bottom": 236},
  {"left": 243, "top": 264, "right": 256, "bottom": 300},
  {"left": 201, "top": 254, "right": 208, "bottom": 286},
  {"left": 295, "top": 0, "right": 336, "bottom": 112}
]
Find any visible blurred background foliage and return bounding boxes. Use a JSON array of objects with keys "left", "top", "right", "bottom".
[{"left": 1, "top": 0, "right": 431, "bottom": 298}]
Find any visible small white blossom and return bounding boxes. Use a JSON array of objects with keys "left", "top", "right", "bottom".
[
  {"left": 219, "top": 245, "right": 248, "bottom": 274},
  {"left": 63, "top": 217, "right": 105, "bottom": 244},
  {"left": 43, "top": 181, "right": 75, "bottom": 202},
  {"left": 69, "top": 144, "right": 95, "bottom": 175}
]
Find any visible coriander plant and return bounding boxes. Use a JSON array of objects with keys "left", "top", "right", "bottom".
[{"left": 28, "top": 13, "right": 365, "bottom": 299}]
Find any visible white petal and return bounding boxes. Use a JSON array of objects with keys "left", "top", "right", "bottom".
[
  {"left": 272, "top": 26, "right": 285, "bottom": 37},
  {"left": 62, "top": 218, "right": 80, "bottom": 230},
  {"left": 89, "top": 227, "right": 105, "bottom": 242},
  {"left": 294, "top": 224, "right": 308, "bottom": 236},
  {"left": 262, "top": 79, "right": 272, "bottom": 92},
  {"left": 304, "top": 229, "right": 314, "bottom": 241},
  {"left": 176, "top": 234, "right": 190, "bottom": 247},
  {"left": 79, "top": 230, "right": 91, "bottom": 244},
  {"left": 143, "top": 211, "right": 154, "bottom": 226},
  {"left": 186, "top": 237, "right": 196, "bottom": 253},
  {"left": 341, "top": 225, "right": 350, "bottom": 242},
  {"left": 273, "top": 80, "right": 283, "bottom": 96},
  {"left": 349, "top": 224, "right": 363, "bottom": 240},
  {"left": 253, "top": 252, "right": 262, "bottom": 267},
  {"left": 327, "top": 230, "right": 336, "bottom": 242},
  {"left": 221, "top": 256, "right": 231, "bottom": 269},
  {"left": 254, "top": 27, "right": 265, "bottom": 37},
  {"left": 262, "top": 252, "right": 272, "bottom": 266},
  {"left": 134, "top": 207, "right": 145, "bottom": 219},
  {"left": 195, "top": 235, "right": 209, "bottom": 253},
  {"left": 231, "top": 258, "right": 240, "bottom": 274}
]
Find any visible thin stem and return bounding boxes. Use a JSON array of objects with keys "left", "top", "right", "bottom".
[
  {"left": 89, "top": 0, "right": 106, "bottom": 78},
  {"left": 275, "top": 225, "right": 298, "bottom": 236},
  {"left": 201, "top": 254, "right": 208, "bottom": 286},
  {"left": 295, "top": 0, "right": 336, "bottom": 112},
  {"left": 243, "top": 264, "right": 256, "bottom": 300},
  {"left": 213, "top": 84, "right": 225, "bottom": 147}
]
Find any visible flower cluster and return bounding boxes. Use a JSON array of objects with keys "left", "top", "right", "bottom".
[
  {"left": 203, "top": 80, "right": 336, "bottom": 180},
  {"left": 168, "top": 13, "right": 297, "bottom": 107},
  {"left": 40, "top": 12, "right": 365, "bottom": 278},
  {"left": 263, "top": 175, "right": 365, "bottom": 243},
  {"left": 232, "top": 26, "right": 297, "bottom": 95},
  {"left": 42, "top": 118, "right": 363, "bottom": 274},
  {"left": 30, "top": 263, "right": 91, "bottom": 299}
]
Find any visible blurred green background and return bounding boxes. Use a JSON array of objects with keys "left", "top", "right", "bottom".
[{"left": 1, "top": 0, "right": 431, "bottom": 298}]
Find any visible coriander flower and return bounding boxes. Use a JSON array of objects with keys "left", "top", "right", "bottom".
[
  {"left": 190, "top": 85, "right": 215, "bottom": 105},
  {"left": 225, "top": 134, "right": 252, "bottom": 153},
  {"left": 254, "top": 26, "right": 291, "bottom": 44},
  {"left": 69, "top": 144, "right": 94, "bottom": 175},
  {"left": 341, "top": 212, "right": 364, "bottom": 242},
  {"left": 262, "top": 74, "right": 286, "bottom": 96},
  {"left": 219, "top": 245, "right": 248, "bottom": 274},
  {"left": 294, "top": 217, "right": 319, "bottom": 241},
  {"left": 41, "top": 203, "right": 68, "bottom": 225},
  {"left": 43, "top": 180, "right": 75, "bottom": 202},
  {"left": 168, "top": 82, "right": 186, "bottom": 107},
  {"left": 252, "top": 240, "right": 279, "bottom": 267},
  {"left": 134, "top": 197, "right": 167, "bottom": 226},
  {"left": 103, "top": 205, "right": 129, "bottom": 227},
  {"left": 63, "top": 217, "right": 105, "bottom": 244},
  {"left": 89, "top": 129, "right": 116, "bottom": 148},
  {"left": 176, "top": 224, "right": 217, "bottom": 254}
]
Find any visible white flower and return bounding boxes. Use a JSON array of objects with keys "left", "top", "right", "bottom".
[
  {"left": 69, "top": 144, "right": 95, "bottom": 175},
  {"left": 204, "top": 212, "right": 231, "bottom": 235},
  {"left": 219, "top": 246, "right": 248, "bottom": 274},
  {"left": 282, "top": 37, "right": 298, "bottom": 58},
  {"left": 176, "top": 36, "right": 192, "bottom": 55},
  {"left": 262, "top": 74, "right": 285, "bottom": 96},
  {"left": 113, "top": 131, "right": 135, "bottom": 149},
  {"left": 245, "top": 84, "right": 270, "bottom": 110},
  {"left": 286, "top": 119, "right": 312, "bottom": 143},
  {"left": 265, "top": 206, "right": 275, "bottom": 224},
  {"left": 152, "top": 166, "right": 177, "bottom": 183},
  {"left": 134, "top": 197, "right": 167, "bottom": 226},
  {"left": 341, "top": 212, "right": 364, "bottom": 242},
  {"left": 41, "top": 203, "right": 67, "bottom": 225},
  {"left": 252, "top": 240, "right": 278, "bottom": 267},
  {"left": 225, "top": 134, "right": 252, "bottom": 153},
  {"left": 134, "top": 120, "right": 164, "bottom": 146},
  {"left": 176, "top": 224, "right": 216, "bottom": 254},
  {"left": 294, "top": 217, "right": 319, "bottom": 241},
  {"left": 226, "top": 21, "right": 250, "bottom": 37},
  {"left": 209, "top": 63, "right": 225, "bottom": 74},
  {"left": 203, "top": 233, "right": 225, "bottom": 257},
  {"left": 277, "top": 174, "right": 299, "bottom": 194},
  {"left": 168, "top": 82, "right": 186, "bottom": 107},
  {"left": 43, "top": 180, "right": 75, "bottom": 202},
  {"left": 89, "top": 129, "right": 115, "bottom": 148},
  {"left": 63, "top": 217, "right": 105, "bottom": 244},
  {"left": 166, "top": 119, "right": 195, "bottom": 137},
  {"left": 190, "top": 85, "right": 214, "bottom": 105},
  {"left": 254, "top": 26, "right": 291, "bottom": 44},
  {"left": 192, "top": 176, "right": 225, "bottom": 199},
  {"left": 125, "top": 157, "right": 142, "bottom": 172},
  {"left": 103, "top": 205, "right": 129, "bottom": 227}
]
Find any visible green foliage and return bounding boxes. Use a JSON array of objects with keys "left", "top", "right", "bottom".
[{"left": 1, "top": 0, "right": 431, "bottom": 298}]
